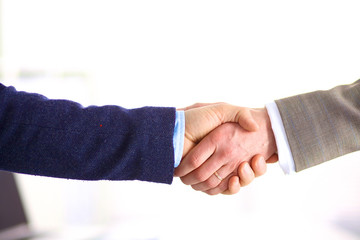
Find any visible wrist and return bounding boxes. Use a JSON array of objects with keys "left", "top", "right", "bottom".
[{"left": 250, "top": 108, "right": 277, "bottom": 158}]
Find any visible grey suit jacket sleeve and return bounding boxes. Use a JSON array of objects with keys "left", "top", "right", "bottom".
[{"left": 275, "top": 80, "right": 360, "bottom": 172}]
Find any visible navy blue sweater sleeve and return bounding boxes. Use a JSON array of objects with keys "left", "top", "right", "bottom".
[{"left": 0, "top": 84, "right": 176, "bottom": 184}]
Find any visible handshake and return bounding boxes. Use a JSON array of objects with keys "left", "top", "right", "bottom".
[{"left": 174, "top": 103, "right": 278, "bottom": 195}]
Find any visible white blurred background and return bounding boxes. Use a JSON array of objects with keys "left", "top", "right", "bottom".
[{"left": 1, "top": 0, "right": 360, "bottom": 239}]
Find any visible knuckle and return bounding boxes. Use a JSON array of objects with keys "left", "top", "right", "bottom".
[
  {"left": 180, "top": 176, "right": 192, "bottom": 185},
  {"left": 206, "top": 183, "right": 227, "bottom": 195},
  {"left": 188, "top": 155, "right": 201, "bottom": 169},
  {"left": 224, "top": 147, "right": 239, "bottom": 159},
  {"left": 191, "top": 184, "right": 204, "bottom": 192},
  {"left": 227, "top": 161, "right": 241, "bottom": 175},
  {"left": 189, "top": 159, "right": 199, "bottom": 169},
  {"left": 208, "top": 131, "right": 218, "bottom": 142},
  {"left": 218, "top": 149, "right": 237, "bottom": 164},
  {"left": 206, "top": 189, "right": 219, "bottom": 196},
  {"left": 202, "top": 178, "right": 217, "bottom": 189},
  {"left": 193, "top": 170, "right": 208, "bottom": 182}
]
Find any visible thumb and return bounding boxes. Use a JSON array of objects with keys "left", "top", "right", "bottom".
[{"left": 222, "top": 105, "right": 259, "bottom": 132}]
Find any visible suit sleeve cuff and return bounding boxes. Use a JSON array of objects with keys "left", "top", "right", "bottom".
[
  {"left": 173, "top": 111, "right": 185, "bottom": 168},
  {"left": 266, "top": 102, "right": 296, "bottom": 174}
]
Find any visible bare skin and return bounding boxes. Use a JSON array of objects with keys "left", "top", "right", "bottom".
[{"left": 176, "top": 107, "right": 277, "bottom": 195}]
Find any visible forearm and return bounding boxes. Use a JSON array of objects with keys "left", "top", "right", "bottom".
[
  {"left": 249, "top": 108, "right": 277, "bottom": 161},
  {"left": 0, "top": 84, "right": 176, "bottom": 183},
  {"left": 275, "top": 80, "right": 360, "bottom": 171}
]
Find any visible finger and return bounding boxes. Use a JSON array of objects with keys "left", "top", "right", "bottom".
[
  {"left": 238, "top": 162, "right": 255, "bottom": 187},
  {"left": 190, "top": 173, "right": 220, "bottom": 191},
  {"left": 180, "top": 152, "right": 225, "bottom": 185},
  {"left": 222, "top": 155, "right": 266, "bottom": 195},
  {"left": 177, "top": 102, "right": 223, "bottom": 111},
  {"left": 204, "top": 174, "right": 232, "bottom": 195},
  {"left": 250, "top": 155, "right": 267, "bottom": 177},
  {"left": 190, "top": 164, "right": 231, "bottom": 191},
  {"left": 222, "top": 176, "right": 241, "bottom": 195},
  {"left": 174, "top": 138, "right": 215, "bottom": 177},
  {"left": 266, "top": 153, "right": 279, "bottom": 163},
  {"left": 177, "top": 103, "right": 207, "bottom": 111}
]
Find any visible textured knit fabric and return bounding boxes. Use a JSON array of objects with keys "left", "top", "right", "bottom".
[
  {"left": 0, "top": 84, "right": 176, "bottom": 184},
  {"left": 275, "top": 80, "right": 360, "bottom": 172}
]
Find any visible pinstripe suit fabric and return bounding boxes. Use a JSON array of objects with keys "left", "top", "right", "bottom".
[{"left": 275, "top": 80, "right": 360, "bottom": 172}]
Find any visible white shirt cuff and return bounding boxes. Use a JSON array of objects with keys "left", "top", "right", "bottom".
[{"left": 265, "top": 102, "right": 296, "bottom": 174}]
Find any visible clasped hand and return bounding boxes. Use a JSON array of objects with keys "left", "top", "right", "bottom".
[{"left": 174, "top": 103, "right": 278, "bottom": 195}]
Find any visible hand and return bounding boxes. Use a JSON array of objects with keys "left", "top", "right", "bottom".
[
  {"left": 178, "top": 103, "right": 260, "bottom": 159},
  {"left": 175, "top": 108, "right": 277, "bottom": 195},
  {"left": 223, "top": 153, "right": 279, "bottom": 195}
]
